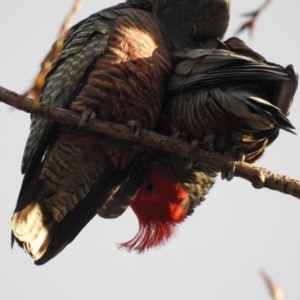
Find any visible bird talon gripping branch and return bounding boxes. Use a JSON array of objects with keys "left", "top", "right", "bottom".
[
  {"left": 78, "top": 107, "right": 97, "bottom": 128},
  {"left": 251, "top": 170, "right": 266, "bottom": 189},
  {"left": 201, "top": 133, "right": 216, "bottom": 152},
  {"left": 169, "top": 132, "right": 181, "bottom": 142},
  {"left": 221, "top": 163, "right": 236, "bottom": 181},
  {"left": 126, "top": 120, "right": 143, "bottom": 139}
]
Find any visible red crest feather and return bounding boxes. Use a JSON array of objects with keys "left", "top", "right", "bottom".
[{"left": 119, "top": 169, "right": 188, "bottom": 252}]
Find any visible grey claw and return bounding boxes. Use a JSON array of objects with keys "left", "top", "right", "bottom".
[
  {"left": 78, "top": 107, "right": 96, "bottom": 128},
  {"left": 185, "top": 159, "right": 193, "bottom": 169},
  {"left": 126, "top": 120, "right": 143, "bottom": 138},
  {"left": 169, "top": 132, "right": 181, "bottom": 142},
  {"left": 221, "top": 163, "right": 236, "bottom": 181},
  {"left": 221, "top": 171, "right": 226, "bottom": 180},
  {"left": 201, "top": 133, "right": 215, "bottom": 151},
  {"left": 190, "top": 139, "right": 200, "bottom": 149}
]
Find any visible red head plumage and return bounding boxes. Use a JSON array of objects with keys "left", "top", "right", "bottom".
[{"left": 120, "top": 168, "right": 188, "bottom": 252}]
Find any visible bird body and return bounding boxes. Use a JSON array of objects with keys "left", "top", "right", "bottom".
[
  {"left": 103, "top": 1, "right": 297, "bottom": 253},
  {"left": 11, "top": 1, "right": 172, "bottom": 264},
  {"left": 117, "top": 37, "right": 297, "bottom": 253},
  {"left": 11, "top": 0, "right": 296, "bottom": 263}
]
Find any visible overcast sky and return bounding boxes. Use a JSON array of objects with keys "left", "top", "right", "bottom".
[{"left": 1, "top": 1, "right": 300, "bottom": 299}]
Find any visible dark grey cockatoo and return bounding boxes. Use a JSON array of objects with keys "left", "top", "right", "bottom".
[{"left": 11, "top": 0, "right": 231, "bottom": 265}]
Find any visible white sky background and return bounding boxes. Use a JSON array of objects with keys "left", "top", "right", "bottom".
[{"left": 0, "top": 0, "right": 300, "bottom": 299}]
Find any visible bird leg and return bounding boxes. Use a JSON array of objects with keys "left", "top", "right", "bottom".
[
  {"left": 201, "top": 132, "right": 216, "bottom": 152},
  {"left": 185, "top": 139, "right": 200, "bottom": 169},
  {"left": 126, "top": 120, "right": 144, "bottom": 150},
  {"left": 221, "top": 163, "right": 236, "bottom": 181},
  {"left": 126, "top": 120, "right": 143, "bottom": 138},
  {"left": 220, "top": 148, "right": 247, "bottom": 181},
  {"left": 221, "top": 146, "right": 245, "bottom": 181},
  {"left": 167, "top": 132, "right": 196, "bottom": 169}
]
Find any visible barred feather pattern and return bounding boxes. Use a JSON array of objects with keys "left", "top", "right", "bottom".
[
  {"left": 22, "top": 30, "right": 109, "bottom": 174},
  {"left": 12, "top": 3, "right": 172, "bottom": 262},
  {"left": 70, "top": 10, "right": 171, "bottom": 129}
]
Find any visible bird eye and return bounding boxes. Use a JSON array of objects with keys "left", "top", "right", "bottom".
[{"left": 145, "top": 183, "right": 155, "bottom": 192}]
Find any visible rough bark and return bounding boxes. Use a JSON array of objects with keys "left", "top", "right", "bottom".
[{"left": 1, "top": 84, "right": 300, "bottom": 199}]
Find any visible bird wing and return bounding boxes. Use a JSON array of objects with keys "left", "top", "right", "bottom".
[
  {"left": 169, "top": 38, "right": 298, "bottom": 115},
  {"left": 12, "top": 1, "right": 172, "bottom": 264},
  {"left": 167, "top": 41, "right": 297, "bottom": 132},
  {"left": 166, "top": 38, "right": 297, "bottom": 162},
  {"left": 21, "top": 4, "right": 130, "bottom": 177}
]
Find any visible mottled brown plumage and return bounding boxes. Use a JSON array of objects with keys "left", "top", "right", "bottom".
[
  {"left": 166, "top": 37, "right": 297, "bottom": 163},
  {"left": 11, "top": 1, "right": 172, "bottom": 264},
  {"left": 100, "top": 1, "right": 297, "bottom": 253},
  {"left": 12, "top": 0, "right": 257, "bottom": 264},
  {"left": 98, "top": 0, "right": 231, "bottom": 219}
]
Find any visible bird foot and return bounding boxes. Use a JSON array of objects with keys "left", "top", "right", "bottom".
[
  {"left": 201, "top": 133, "right": 215, "bottom": 152},
  {"left": 189, "top": 139, "right": 200, "bottom": 155},
  {"left": 169, "top": 132, "right": 181, "bottom": 142},
  {"left": 126, "top": 120, "right": 143, "bottom": 139},
  {"left": 184, "top": 139, "right": 200, "bottom": 169},
  {"left": 169, "top": 132, "right": 187, "bottom": 143},
  {"left": 221, "top": 149, "right": 245, "bottom": 181},
  {"left": 78, "top": 107, "right": 96, "bottom": 128},
  {"left": 221, "top": 163, "right": 236, "bottom": 181}
]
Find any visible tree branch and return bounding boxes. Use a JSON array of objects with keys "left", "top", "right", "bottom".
[{"left": 1, "top": 85, "right": 300, "bottom": 199}]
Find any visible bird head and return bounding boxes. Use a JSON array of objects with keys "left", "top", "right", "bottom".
[
  {"left": 119, "top": 168, "right": 189, "bottom": 252},
  {"left": 152, "top": 0, "right": 231, "bottom": 50},
  {"left": 119, "top": 157, "right": 216, "bottom": 253}
]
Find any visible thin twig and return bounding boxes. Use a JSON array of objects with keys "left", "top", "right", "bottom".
[
  {"left": 261, "top": 270, "right": 284, "bottom": 300},
  {"left": 20, "top": 0, "right": 82, "bottom": 108}
]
